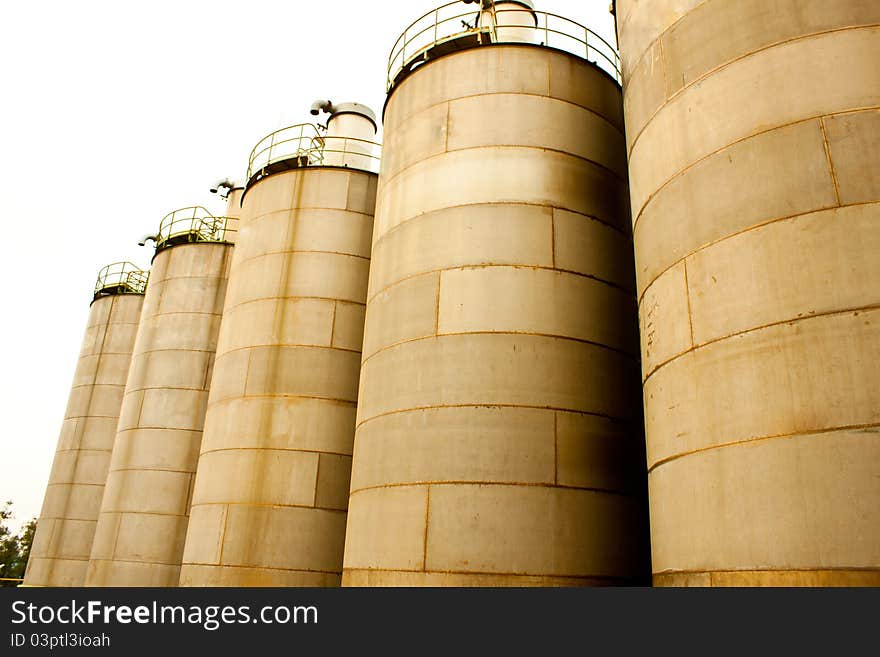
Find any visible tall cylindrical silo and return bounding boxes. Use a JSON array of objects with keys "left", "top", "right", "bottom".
[
  {"left": 616, "top": 0, "right": 880, "bottom": 585},
  {"left": 24, "top": 264, "right": 147, "bottom": 586},
  {"left": 342, "top": 1, "right": 649, "bottom": 586},
  {"left": 85, "top": 204, "right": 236, "bottom": 586},
  {"left": 178, "top": 104, "right": 379, "bottom": 586}
]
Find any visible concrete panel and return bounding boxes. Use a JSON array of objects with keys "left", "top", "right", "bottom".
[
  {"left": 553, "top": 209, "right": 634, "bottom": 289},
  {"left": 202, "top": 397, "right": 356, "bottom": 456},
  {"left": 111, "top": 513, "right": 189, "bottom": 565},
  {"left": 136, "top": 349, "right": 212, "bottom": 391},
  {"left": 385, "top": 46, "right": 551, "bottom": 129},
  {"left": 639, "top": 260, "right": 692, "bottom": 379},
  {"left": 244, "top": 346, "right": 361, "bottom": 402},
  {"left": 180, "top": 504, "right": 225, "bottom": 566},
  {"left": 381, "top": 101, "right": 449, "bottom": 182},
  {"left": 139, "top": 313, "right": 222, "bottom": 353},
  {"left": 555, "top": 412, "right": 641, "bottom": 492},
  {"left": 357, "top": 334, "right": 639, "bottom": 423},
  {"left": 379, "top": 146, "right": 630, "bottom": 238},
  {"left": 824, "top": 109, "right": 880, "bottom": 205},
  {"left": 351, "top": 407, "right": 555, "bottom": 492},
  {"left": 447, "top": 94, "right": 628, "bottom": 178},
  {"left": 368, "top": 204, "right": 554, "bottom": 296},
  {"left": 362, "top": 272, "right": 439, "bottom": 359},
  {"left": 111, "top": 429, "right": 202, "bottom": 472},
  {"left": 644, "top": 310, "right": 880, "bottom": 468},
  {"left": 64, "top": 384, "right": 125, "bottom": 420},
  {"left": 622, "top": 39, "right": 665, "bottom": 153},
  {"left": 437, "top": 266, "right": 638, "bottom": 354},
  {"left": 46, "top": 450, "right": 110, "bottom": 486},
  {"left": 687, "top": 204, "right": 880, "bottom": 345},
  {"left": 217, "top": 505, "right": 347, "bottom": 573},
  {"left": 282, "top": 252, "right": 370, "bottom": 304},
  {"left": 180, "top": 564, "right": 340, "bottom": 587},
  {"left": 331, "top": 302, "right": 366, "bottom": 352},
  {"left": 85, "top": 559, "right": 179, "bottom": 587},
  {"left": 634, "top": 119, "right": 837, "bottom": 294},
  {"left": 649, "top": 429, "right": 880, "bottom": 574},
  {"left": 137, "top": 388, "right": 209, "bottom": 431},
  {"left": 192, "top": 449, "right": 319, "bottom": 507},
  {"left": 315, "top": 454, "right": 353, "bottom": 511},
  {"left": 425, "top": 484, "right": 643, "bottom": 577},
  {"left": 343, "top": 486, "right": 428, "bottom": 571},
  {"left": 342, "top": 569, "right": 616, "bottom": 587},
  {"left": 616, "top": 0, "right": 703, "bottom": 77},
  {"left": 101, "top": 469, "right": 192, "bottom": 516},
  {"left": 629, "top": 27, "right": 880, "bottom": 216},
  {"left": 218, "top": 298, "right": 335, "bottom": 352}
]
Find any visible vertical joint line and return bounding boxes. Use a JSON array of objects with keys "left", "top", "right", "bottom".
[
  {"left": 683, "top": 259, "right": 695, "bottom": 347},
  {"left": 553, "top": 412, "right": 558, "bottom": 485},
  {"left": 422, "top": 486, "right": 431, "bottom": 572},
  {"left": 312, "top": 453, "right": 322, "bottom": 508},
  {"left": 217, "top": 504, "right": 230, "bottom": 566},
  {"left": 819, "top": 117, "right": 842, "bottom": 207},
  {"left": 330, "top": 301, "right": 338, "bottom": 348},
  {"left": 433, "top": 273, "right": 442, "bottom": 335},
  {"left": 658, "top": 36, "right": 670, "bottom": 99},
  {"left": 550, "top": 211, "right": 556, "bottom": 269}
]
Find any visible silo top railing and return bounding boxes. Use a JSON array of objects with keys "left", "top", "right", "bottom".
[
  {"left": 155, "top": 206, "right": 237, "bottom": 253},
  {"left": 387, "top": 1, "right": 621, "bottom": 91},
  {"left": 93, "top": 262, "right": 149, "bottom": 300},
  {"left": 246, "top": 123, "right": 382, "bottom": 184}
]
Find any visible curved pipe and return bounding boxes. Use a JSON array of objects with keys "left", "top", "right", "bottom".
[{"left": 138, "top": 234, "right": 158, "bottom": 247}]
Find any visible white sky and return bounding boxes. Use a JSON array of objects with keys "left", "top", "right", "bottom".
[{"left": 0, "top": 0, "right": 615, "bottom": 532}]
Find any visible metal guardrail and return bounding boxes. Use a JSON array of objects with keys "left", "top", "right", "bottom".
[
  {"left": 155, "top": 206, "right": 237, "bottom": 253},
  {"left": 93, "top": 262, "right": 149, "bottom": 298},
  {"left": 246, "top": 123, "right": 382, "bottom": 183},
  {"left": 387, "top": 2, "right": 621, "bottom": 91}
]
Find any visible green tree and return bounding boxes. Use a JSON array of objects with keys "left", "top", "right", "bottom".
[{"left": 0, "top": 502, "right": 36, "bottom": 586}]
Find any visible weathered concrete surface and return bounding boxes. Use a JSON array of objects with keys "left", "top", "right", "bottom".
[
  {"left": 24, "top": 293, "right": 144, "bottom": 587},
  {"left": 85, "top": 243, "right": 232, "bottom": 586},
  {"left": 618, "top": 0, "right": 880, "bottom": 586},
  {"left": 342, "top": 45, "right": 649, "bottom": 587},
  {"left": 178, "top": 167, "right": 377, "bottom": 587}
]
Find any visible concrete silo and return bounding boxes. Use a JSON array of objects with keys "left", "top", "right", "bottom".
[
  {"left": 178, "top": 103, "right": 379, "bottom": 586},
  {"left": 24, "top": 264, "right": 147, "bottom": 586},
  {"left": 85, "top": 201, "right": 237, "bottom": 586},
  {"left": 616, "top": 0, "right": 880, "bottom": 585},
  {"left": 342, "top": 0, "right": 649, "bottom": 586}
]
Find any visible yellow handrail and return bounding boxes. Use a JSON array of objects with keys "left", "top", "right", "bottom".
[
  {"left": 387, "top": 2, "right": 621, "bottom": 91},
  {"left": 94, "top": 262, "right": 149, "bottom": 298},
  {"left": 246, "top": 123, "right": 382, "bottom": 182},
  {"left": 155, "top": 206, "right": 237, "bottom": 253}
]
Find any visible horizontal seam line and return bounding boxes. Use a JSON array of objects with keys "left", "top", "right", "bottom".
[
  {"left": 636, "top": 200, "right": 879, "bottom": 304},
  {"left": 182, "top": 563, "right": 341, "bottom": 575},
  {"left": 357, "top": 404, "right": 630, "bottom": 429},
  {"left": 642, "top": 303, "right": 880, "bottom": 384},
  {"left": 342, "top": 567, "right": 631, "bottom": 580},
  {"left": 373, "top": 201, "right": 631, "bottom": 249},
  {"left": 631, "top": 105, "right": 880, "bottom": 226},
  {"left": 362, "top": 331, "right": 638, "bottom": 367},
  {"left": 368, "top": 263, "right": 633, "bottom": 305},
  {"left": 389, "top": 91, "right": 624, "bottom": 140},
  {"left": 349, "top": 481, "right": 636, "bottom": 495},
  {"left": 198, "top": 447, "right": 351, "bottom": 458},
  {"left": 647, "top": 421, "right": 880, "bottom": 473}
]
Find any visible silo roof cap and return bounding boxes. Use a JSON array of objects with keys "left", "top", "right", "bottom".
[{"left": 328, "top": 102, "right": 378, "bottom": 131}]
